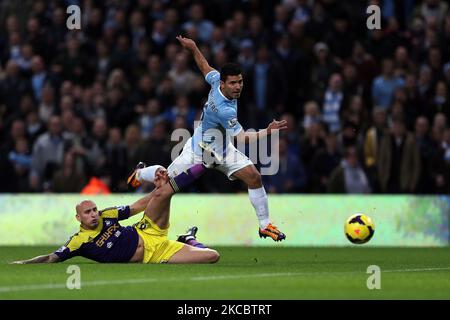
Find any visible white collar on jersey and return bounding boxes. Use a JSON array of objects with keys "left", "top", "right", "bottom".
[{"left": 218, "top": 87, "right": 233, "bottom": 101}]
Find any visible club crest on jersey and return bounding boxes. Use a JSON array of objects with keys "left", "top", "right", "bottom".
[{"left": 228, "top": 118, "right": 237, "bottom": 128}]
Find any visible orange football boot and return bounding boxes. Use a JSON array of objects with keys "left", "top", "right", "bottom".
[
  {"left": 127, "top": 162, "right": 146, "bottom": 188},
  {"left": 259, "top": 223, "right": 286, "bottom": 242}
]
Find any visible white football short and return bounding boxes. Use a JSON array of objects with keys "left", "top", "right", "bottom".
[{"left": 167, "top": 138, "right": 253, "bottom": 180}]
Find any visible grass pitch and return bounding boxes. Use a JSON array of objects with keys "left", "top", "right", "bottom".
[{"left": 1, "top": 246, "right": 450, "bottom": 299}]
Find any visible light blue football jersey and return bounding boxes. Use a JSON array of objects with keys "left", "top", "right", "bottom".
[{"left": 191, "top": 70, "right": 243, "bottom": 157}]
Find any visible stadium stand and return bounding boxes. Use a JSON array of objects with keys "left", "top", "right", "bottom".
[{"left": 0, "top": 0, "right": 449, "bottom": 194}]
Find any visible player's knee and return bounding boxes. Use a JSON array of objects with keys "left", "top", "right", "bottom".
[
  {"left": 153, "top": 189, "right": 164, "bottom": 199},
  {"left": 153, "top": 186, "right": 173, "bottom": 200},
  {"left": 205, "top": 249, "right": 220, "bottom": 263},
  {"left": 247, "top": 171, "right": 262, "bottom": 188}
]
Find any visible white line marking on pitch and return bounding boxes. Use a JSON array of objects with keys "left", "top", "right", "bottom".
[
  {"left": 1, "top": 267, "right": 450, "bottom": 293},
  {"left": 383, "top": 267, "right": 450, "bottom": 273}
]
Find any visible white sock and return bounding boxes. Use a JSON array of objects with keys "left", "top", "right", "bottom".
[
  {"left": 138, "top": 165, "right": 163, "bottom": 183},
  {"left": 248, "top": 187, "right": 270, "bottom": 229}
]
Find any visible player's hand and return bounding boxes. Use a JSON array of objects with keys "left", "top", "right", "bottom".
[
  {"left": 154, "top": 168, "right": 169, "bottom": 188},
  {"left": 10, "top": 260, "right": 26, "bottom": 265},
  {"left": 176, "top": 35, "right": 197, "bottom": 51},
  {"left": 155, "top": 168, "right": 168, "bottom": 181},
  {"left": 267, "top": 119, "right": 288, "bottom": 134}
]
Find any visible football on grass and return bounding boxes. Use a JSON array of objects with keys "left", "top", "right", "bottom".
[{"left": 344, "top": 214, "right": 375, "bottom": 244}]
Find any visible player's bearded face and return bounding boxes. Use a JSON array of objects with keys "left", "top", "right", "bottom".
[{"left": 221, "top": 75, "right": 243, "bottom": 99}]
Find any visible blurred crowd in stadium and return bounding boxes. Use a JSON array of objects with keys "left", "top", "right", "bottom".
[{"left": 0, "top": 0, "right": 449, "bottom": 194}]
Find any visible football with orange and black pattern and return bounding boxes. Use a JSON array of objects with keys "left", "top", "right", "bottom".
[{"left": 344, "top": 214, "right": 375, "bottom": 244}]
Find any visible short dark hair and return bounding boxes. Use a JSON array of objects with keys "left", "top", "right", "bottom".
[{"left": 220, "top": 63, "right": 242, "bottom": 82}]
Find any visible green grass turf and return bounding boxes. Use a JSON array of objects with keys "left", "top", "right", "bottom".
[{"left": 1, "top": 246, "right": 450, "bottom": 299}]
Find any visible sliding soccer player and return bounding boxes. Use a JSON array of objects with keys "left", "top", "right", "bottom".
[{"left": 12, "top": 164, "right": 218, "bottom": 264}]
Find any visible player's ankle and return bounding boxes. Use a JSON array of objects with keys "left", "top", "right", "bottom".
[
  {"left": 187, "top": 239, "right": 208, "bottom": 249},
  {"left": 259, "top": 220, "right": 270, "bottom": 229}
]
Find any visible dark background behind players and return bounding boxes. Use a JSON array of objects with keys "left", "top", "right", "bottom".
[{"left": 0, "top": 0, "right": 449, "bottom": 194}]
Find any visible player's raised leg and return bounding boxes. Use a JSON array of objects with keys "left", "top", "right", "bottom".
[
  {"left": 130, "top": 163, "right": 207, "bottom": 229},
  {"left": 232, "top": 164, "right": 286, "bottom": 242}
]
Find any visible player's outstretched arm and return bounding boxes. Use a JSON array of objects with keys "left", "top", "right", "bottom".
[
  {"left": 11, "top": 253, "right": 60, "bottom": 264},
  {"left": 176, "top": 35, "right": 215, "bottom": 77},
  {"left": 129, "top": 192, "right": 155, "bottom": 216},
  {"left": 235, "top": 119, "right": 288, "bottom": 144}
]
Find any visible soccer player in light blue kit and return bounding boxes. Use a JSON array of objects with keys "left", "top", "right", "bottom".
[{"left": 131, "top": 36, "right": 287, "bottom": 241}]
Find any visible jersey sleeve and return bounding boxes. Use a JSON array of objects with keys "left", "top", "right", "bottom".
[
  {"left": 205, "top": 70, "right": 220, "bottom": 86},
  {"left": 218, "top": 109, "right": 243, "bottom": 136},
  {"left": 53, "top": 235, "right": 82, "bottom": 262},
  {"left": 100, "top": 205, "right": 131, "bottom": 221}
]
